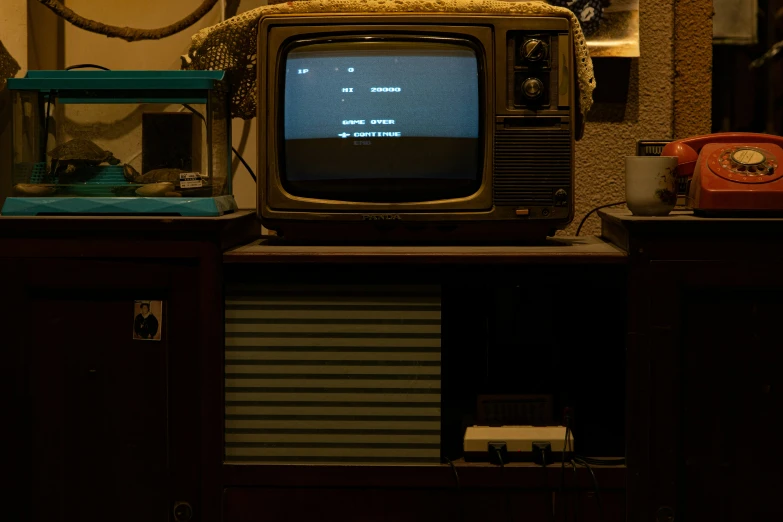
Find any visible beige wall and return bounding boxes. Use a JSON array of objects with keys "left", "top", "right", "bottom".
[
  {"left": 572, "top": 0, "right": 712, "bottom": 235},
  {"left": 674, "top": 0, "right": 713, "bottom": 139},
  {"left": 0, "top": 0, "right": 27, "bottom": 204},
  {"left": 28, "top": 0, "right": 63, "bottom": 71},
  {"left": 2, "top": 0, "right": 27, "bottom": 74},
  {"left": 17, "top": 0, "right": 711, "bottom": 224},
  {"left": 62, "top": 0, "right": 223, "bottom": 69}
]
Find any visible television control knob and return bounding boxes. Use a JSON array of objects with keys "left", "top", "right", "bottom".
[
  {"left": 522, "top": 78, "right": 544, "bottom": 100},
  {"left": 522, "top": 39, "right": 548, "bottom": 62}
]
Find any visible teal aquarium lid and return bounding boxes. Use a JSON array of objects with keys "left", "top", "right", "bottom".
[
  {"left": 1, "top": 195, "right": 238, "bottom": 217},
  {"left": 8, "top": 70, "right": 226, "bottom": 91}
]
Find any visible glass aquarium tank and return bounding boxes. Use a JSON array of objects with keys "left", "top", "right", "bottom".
[{"left": 2, "top": 70, "right": 236, "bottom": 216}]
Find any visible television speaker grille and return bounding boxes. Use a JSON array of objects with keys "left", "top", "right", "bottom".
[
  {"left": 493, "top": 128, "right": 572, "bottom": 206},
  {"left": 224, "top": 284, "right": 441, "bottom": 465}
]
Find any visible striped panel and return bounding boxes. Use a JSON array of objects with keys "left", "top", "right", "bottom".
[{"left": 224, "top": 284, "right": 441, "bottom": 465}]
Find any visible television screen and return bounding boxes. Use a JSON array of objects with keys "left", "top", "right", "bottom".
[{"left": 282, "top": 40, "right": 481, "bottom": 202}]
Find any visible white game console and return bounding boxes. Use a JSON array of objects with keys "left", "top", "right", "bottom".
[{"left": 463, "top": 426, "right": 574, "bottom": 463}]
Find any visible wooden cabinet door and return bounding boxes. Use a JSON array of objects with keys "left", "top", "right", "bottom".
[
  {"left": 2, "top": 258, "right": 203, "bottom": 522},
  {"left": 647, "top": 261, "right": 783, "bottom": 522}
]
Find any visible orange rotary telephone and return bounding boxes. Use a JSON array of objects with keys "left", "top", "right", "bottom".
[{"left": 662, "top": 132, "right": 783, "bottom": 215}]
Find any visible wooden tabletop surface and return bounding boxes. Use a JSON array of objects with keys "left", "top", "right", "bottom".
[
  {"left": 223, "top": 234, "right": 627, "bottom": 264},
  {"left": 600, "top": 208, "right": 783, "bottom": 223}
]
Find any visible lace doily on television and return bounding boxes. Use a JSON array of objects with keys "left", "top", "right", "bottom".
[{"left": 182, "top": 0, "right": 596, "bottom": 121}]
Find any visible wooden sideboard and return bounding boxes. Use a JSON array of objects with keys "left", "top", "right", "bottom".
[
  {"left": 3, "top": 210, "right": 780, "bottom": 522},
  {"left": 0, "top": 212, "right": 258, "bottom": 522},
  {"left": 600, "top": 209, "right": 783, "bottom": 522}
]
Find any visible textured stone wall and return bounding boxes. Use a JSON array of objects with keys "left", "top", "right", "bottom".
[
  {"left": 674, "top": 0, "right": 714, "bottom": 138},
  {"left": 0, "top": 0, "right": 26, "bottom": 74},
  {"left": 0, "top": 0, "right": 26, "bottom": 206},
  {"left": 570, "top": 0, "right": 712, "bottom": 235}
]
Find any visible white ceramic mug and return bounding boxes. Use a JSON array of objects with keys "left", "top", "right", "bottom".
[{"left": 625, "top": 156, "right": 679, "bottom": 216}]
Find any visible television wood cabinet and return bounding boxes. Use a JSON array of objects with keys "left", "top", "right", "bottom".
[
  {"left": 221, "top": 237, "right": 628, "bottom": 522},
  {"left": 599, "top": 208, "right": 783, "bottom": 522},
  {"left": 3, "top": 210, "right": 780, "bottom": 522}
]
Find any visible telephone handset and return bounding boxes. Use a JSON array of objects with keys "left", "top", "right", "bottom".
[{"left": 661, "top": 132, "right": 783, "bottom": 215}]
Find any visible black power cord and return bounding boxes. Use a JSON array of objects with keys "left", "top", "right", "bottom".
[
  {"left": 488, "top": 445, "right": 514, "bottom": 522},
  {"left": 576, "top": 456, "right": 626, "bottom": 466},
  {"left": 574, "top": 457, "right": 606, "bottom": 522},
  {"left": 180, "top": 103, "right": 257, "bottom": 182},
  {"left": 43, "top": 93, "right": 55, "bottom": 177},
  {"left": 230, "top": 144, "right": 257, "bottom": 183},
  {"left": 575, "top": 201, "right": 626, "bottom": 236},
  {"left": 180, "top": 103, "right": 256, "bottom": 182},
  {"left": 442, "top": 457, "right": 465, "bottom": 522},
  {"left": 569, "top": 459, "right": 579, "bottom": 521},
  {"left": 531, "top": 443, "right": 555, "bottom": 522},
  {"left": 494, "top": 446, "right": 505, "bottom": 467},
  {"left": 443, "top": 457, "right": 461, "bottom": 489},
  {"left": 64, "top": 64, "right": 111, "bottom": 71},
  {"left": 540, "top": 451, "right": 556, "bottom": 522},
  {"left": 560, "top": 411, "right": 572, "bottom": 522}
]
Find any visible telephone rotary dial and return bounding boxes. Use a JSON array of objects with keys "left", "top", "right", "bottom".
[{"left": 717, "top": 147, "right": 777, "bottom": 177}]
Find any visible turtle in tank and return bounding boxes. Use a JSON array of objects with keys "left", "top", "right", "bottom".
[
  {"left": 123, "top": 164, "right": 211, "bottom": 197},
  {"left": 47, "top": 138, "right": 121, "bottom": 178},
  {"left": 123, "top": 165, "right": 187, "bottom": 185}
]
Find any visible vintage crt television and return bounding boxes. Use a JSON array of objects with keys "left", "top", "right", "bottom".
[{"left": 257, "top": 13, "right": 580, "bottom": 241}]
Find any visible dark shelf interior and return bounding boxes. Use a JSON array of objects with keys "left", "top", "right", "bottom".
[
  {"left": 224, "top": 262, "right": 627, "bottom": 466},
  {"left": 441, "top": 264, "right": 627, "bottom": 461}
]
